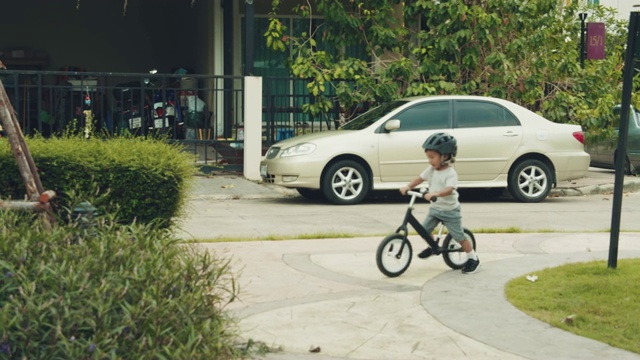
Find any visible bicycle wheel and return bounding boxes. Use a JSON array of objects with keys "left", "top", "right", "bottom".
[
  {"left": 376, "top": 233, "right": 413, "bottom": 277},
  {"left": 442, "top": 228, "right": 476, "bottom": 270}
]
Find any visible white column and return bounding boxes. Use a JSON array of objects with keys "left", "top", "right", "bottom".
[{"left": 243, "top": 76, "right": 262, "bottom": 180}]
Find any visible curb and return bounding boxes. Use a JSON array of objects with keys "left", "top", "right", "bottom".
[
  {"left": 550, "top": 179, "right": 640, "bottom": 197},
  {"left": 191, "top": 181, "right": 640, "bottom": 201}
]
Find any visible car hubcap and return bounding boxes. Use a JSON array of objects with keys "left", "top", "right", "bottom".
[
  {"left": 518, "top": 166, "right": 547, "bottom": 197},
  {"left": 332, "top": 167, "right": 363, "bottom": 199}
]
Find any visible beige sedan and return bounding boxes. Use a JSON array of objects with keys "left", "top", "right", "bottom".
[{"left": 261, "top": 95, "right": 590, "bottom": 205}]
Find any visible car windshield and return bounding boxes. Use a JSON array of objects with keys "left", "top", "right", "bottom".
[{"left": 340, "top": 100, "right": 409, "bottom": 130}]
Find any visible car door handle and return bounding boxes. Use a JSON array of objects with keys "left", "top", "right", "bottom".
[{"left": 503, "top": 131, "right": 519, "bottom": 137}]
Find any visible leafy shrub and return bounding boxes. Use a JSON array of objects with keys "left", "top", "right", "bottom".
[
  {"left": 0, "top": 209, "right": 242, "bottom": 359},
  {"left": 267, "top": 1, "right": 633, "bottom": 137},
  {"left": 0, "top": 135, "right": 196, "bottom": 226}
]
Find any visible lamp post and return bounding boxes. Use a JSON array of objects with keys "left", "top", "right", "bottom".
[
  {"left": 609, "top": 10, "right": 640, "bottom": 269},
  {"left": 72, "top": 201, "right": 98, "bottom": 237},
  {"left": 579, "top": 13, "right": 588, "bottom": 68}
]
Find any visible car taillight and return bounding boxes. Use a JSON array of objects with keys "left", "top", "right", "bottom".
[{"left": 572, "top": 131, "right": 585, "bottom": 144}]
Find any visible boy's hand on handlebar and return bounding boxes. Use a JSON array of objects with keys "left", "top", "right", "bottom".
[
  {"left": 423, "top": 192, "right": 438, "bottom": 202},
  {"left": 399, "top": 185, "right": 410, "bottom": 195}
]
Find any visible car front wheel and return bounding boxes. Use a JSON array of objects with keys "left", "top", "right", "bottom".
[
  {"left": 507, "top": 159, "right": 552, "bottom": 203},
  {"left": 321, "top": 160, "right": 370, "bottom": 205}
]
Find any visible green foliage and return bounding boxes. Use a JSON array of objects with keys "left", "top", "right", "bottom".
[
  {"left": 267, "top": 0, "right": 636, "bottom": 135},
  {"left": 0, "top": 134, "right": 196, "bottom": 226},
  {"left": 0, "top": 208, "right": 241, "bottom": 359}
]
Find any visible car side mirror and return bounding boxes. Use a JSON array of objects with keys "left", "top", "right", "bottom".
[{"left": 384, "top": 119, "right": 401, "bottom": 132}]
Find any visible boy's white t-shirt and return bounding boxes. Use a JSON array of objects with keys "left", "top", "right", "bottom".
[{"left": 419, "top": 166, "right": 460, "bottom": 211}]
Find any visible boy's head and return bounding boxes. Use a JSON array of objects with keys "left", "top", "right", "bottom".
[{"left": 422, "top": 132, "right": 457, "bottom": 166}]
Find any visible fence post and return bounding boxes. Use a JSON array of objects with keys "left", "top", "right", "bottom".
[{"left": 243, "top": 76, "right": 262, "bottom": 180}]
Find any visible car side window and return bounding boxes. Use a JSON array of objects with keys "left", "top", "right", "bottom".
[
  {"left": 454, "top": 101, "right": 520, "bottom": 128},
  {"left": 394, "top": 101, "right": 451, "bottom": 131}
]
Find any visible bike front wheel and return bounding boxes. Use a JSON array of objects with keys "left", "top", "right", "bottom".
[
  {"left": 442, "top": 228, "right": 476, "bottom": 270},
  {"left": 376, "top": 233, "right": 413, "bottom": 277}
]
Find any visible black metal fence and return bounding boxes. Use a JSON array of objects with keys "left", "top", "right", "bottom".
[
  {"left": 0, "top": 70, "right": 369, "bottom": 168},
  {"left": 262, "top": 76, "right": 371, "bottom": 144},
  {"left": 0, "top": 70, "right": 243, "bottom": 138}
]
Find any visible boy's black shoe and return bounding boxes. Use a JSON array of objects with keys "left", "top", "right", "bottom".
[
  {"left": 462, "top": 258, "right": 480, "bottom": 274},
  {"left": 417, "top": 247, "right": 434, "bottom": 259}
]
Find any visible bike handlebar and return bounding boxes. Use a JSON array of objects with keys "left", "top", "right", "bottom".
[{"left": 406, "top": 190, "right": 437, "bottom": 202}]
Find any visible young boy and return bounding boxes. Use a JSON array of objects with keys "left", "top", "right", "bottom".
[{"left": 399, "top": 132, "right": 480, "bottom": 274}]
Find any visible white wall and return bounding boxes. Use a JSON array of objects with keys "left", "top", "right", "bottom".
[{"left": 599, "top": 0, "right": 639, "bottom": 20}]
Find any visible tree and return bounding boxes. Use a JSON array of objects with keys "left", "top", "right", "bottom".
[{"left": 265, "top": 0, "right": 633, "bottom": 137}]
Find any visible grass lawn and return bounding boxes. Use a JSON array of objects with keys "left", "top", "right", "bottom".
[{"left": 505, "top": 258, "right": 640, "bottom": 354}]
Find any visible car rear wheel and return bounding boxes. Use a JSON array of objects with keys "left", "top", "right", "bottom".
[
  {"left": 321, "top": 160, "right": 370, "bottom": 205},
  {"left": 507, "top": 159, "right": 552, "bottom": 203}
]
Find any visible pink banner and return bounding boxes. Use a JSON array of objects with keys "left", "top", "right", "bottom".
[{"left": 587, "top": 22, "right": 605, "bottom": 60}]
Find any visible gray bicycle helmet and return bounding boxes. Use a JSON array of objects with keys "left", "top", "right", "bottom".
[{"left": 422, "top": 132, "right": 457, "bottom": 157}]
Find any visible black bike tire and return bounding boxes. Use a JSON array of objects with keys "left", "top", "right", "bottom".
[
  {"left": 376, "top": 233, "right": 413, "bottom": 277},
  {"left": 442, "top": 228, "right": 476, "bottom": 270}
]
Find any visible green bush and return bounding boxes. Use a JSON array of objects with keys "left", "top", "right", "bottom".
[
  {"left": 0, "top": 209, "right": 242, "bottom": 359},
  {"left": 0, "top": 135, "right": 196, "bottom": 226}
]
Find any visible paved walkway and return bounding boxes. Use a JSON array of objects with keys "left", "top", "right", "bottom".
[
  {"left": 180, "top": 169, "right": 640, "bottom": 360},
  {"left": 198, "top": 235, "right": 640, "bottom": 360}
]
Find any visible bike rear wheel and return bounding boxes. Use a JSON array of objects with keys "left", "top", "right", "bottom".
[
  {"left": 376, "top": 233, "right": 413, "bottom": 277},
  {"left": 442, "top": 228, "right": 476, "bottom": 270}
]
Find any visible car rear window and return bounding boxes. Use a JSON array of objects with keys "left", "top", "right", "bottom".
[{"left": 612, "top": 106, "right": 640, "bottom": 128}]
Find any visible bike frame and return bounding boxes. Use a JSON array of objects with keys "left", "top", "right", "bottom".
[{"left": 395, "top": 190, "right": 458, "bottom": 256}]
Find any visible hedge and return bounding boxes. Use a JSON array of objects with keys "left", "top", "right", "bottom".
[
  {"left": 0, "top": 209, "right": 242, "bottom": 359},
  {"left": 0, "top": 135, "right": 196, "bottom": 226}
]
